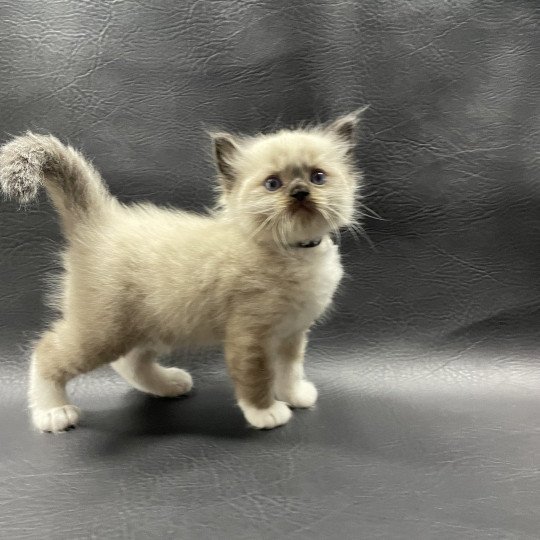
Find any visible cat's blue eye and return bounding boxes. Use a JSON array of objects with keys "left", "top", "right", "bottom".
[
  {"left": 310, "top": 170, "right": 326, "bottom": 185},
  {"left": 264, "top": 176, "right": 282, "bottom": 191}
]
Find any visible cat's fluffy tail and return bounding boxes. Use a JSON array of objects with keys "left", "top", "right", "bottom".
[{"left": 0, "top": 132, "right": 111, "bottom": 235}]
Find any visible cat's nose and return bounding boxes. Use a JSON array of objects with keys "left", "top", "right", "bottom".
[{"left": 291, "top": 187, "right": 310, "bottom": 201}]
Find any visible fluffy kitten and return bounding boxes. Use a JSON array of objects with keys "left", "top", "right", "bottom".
[{"left": 0, "top": 111, "right": 363, "bottom": 432}]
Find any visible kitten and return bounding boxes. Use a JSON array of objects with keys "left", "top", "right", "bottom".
[{"left": 0, "top": 111, "right": 363, "bottom": 432}]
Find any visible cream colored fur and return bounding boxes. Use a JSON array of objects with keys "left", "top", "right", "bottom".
[{"left": 0, "top": 111, "right": 363, "bottom": 432}]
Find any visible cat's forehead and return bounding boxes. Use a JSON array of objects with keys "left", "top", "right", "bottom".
[{"left": 241, "top": 130, "right": 338, "bottom": 172}]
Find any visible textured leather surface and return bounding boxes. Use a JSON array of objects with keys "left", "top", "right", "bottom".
[{"left": 0, "top": 1, "right": 539, "bottom": 538}]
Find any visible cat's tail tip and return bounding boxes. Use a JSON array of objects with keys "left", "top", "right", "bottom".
[
  {"left": 0, "top": 132, "right": 110, "bottom": 233},
  {"left": 0, "top": 132, "right": 47, "bottom": 204}
]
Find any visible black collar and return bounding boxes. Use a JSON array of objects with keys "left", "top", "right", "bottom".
[{"left": 295, "top": 238, "right": 322, "bottom": 249}]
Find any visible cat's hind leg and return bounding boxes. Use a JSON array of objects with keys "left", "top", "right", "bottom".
[
  {"left": 29, "top": 319, "right": 107, "bottom": 433},
  {"left": 111, "top": 347, "right": 193, "bottom": 398}
]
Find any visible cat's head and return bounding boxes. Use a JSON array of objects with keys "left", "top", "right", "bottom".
[{"left": 212, "top": 110, "right": 364, "bottom": 247}]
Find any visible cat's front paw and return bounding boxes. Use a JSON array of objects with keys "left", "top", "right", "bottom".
[
  {"left": 32, "top": 405, "right": 81, "bottom": 433},
  {"left": 238, "top": 400, "right": 292, "bottom": 429},
  {"left": 277, "top": 380, "right": 318, "bottom": 408}
]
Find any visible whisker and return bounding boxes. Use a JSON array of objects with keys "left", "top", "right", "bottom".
[
  {"left": 359, "top": 203, "right": 385, "bottom": 221},
  {"left": 318, "top": 202, "right": 377, "bottom": 251},
  {"left": 349, "top": 222, "right": 377, "bottom": 251},
  {"left": 318, "top": 207, "right": 342, "bottom": 246},
  {"left": 271, "top": 221, "right": 282, "bottom": 250},
  {"left": 279, "top": 214, "right": 291, "bottom": 251},
  {"left": 248, "top": 213, "right": 276, "bottom": 241}
]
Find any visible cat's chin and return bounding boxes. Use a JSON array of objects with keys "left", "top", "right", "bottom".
[
  {"left": 244, "top": 208, "right": 339, "bottom": 246},
  {"left": 250, "top": 223, "right": 332, "bottom": 247},
  {"left": 282, "top": 220, "right": 334, "bottom": 245},
  {"left": 287, "top": 208, "right": 339, "bottom": 241}
]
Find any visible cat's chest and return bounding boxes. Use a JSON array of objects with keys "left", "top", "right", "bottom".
[{"left": 279, "top": 242, "right": 343, "bottom": 334}]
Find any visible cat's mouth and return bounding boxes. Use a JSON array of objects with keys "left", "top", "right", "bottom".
[{"left": 288, "top": 200, "right": 317, "bottom": 216}]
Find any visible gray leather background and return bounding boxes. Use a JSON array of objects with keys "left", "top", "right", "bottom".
[{"left": 0, "top": 1, "right": 539, "bottom": 538}]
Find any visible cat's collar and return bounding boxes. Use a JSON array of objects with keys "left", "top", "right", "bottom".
[{"left": 295, "top": 238, "right": 322, "bottom": 249}]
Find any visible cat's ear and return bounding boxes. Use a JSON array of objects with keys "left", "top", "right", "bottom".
[
  {"left": 326, "top": 106, "right": 368, "bottom": 150},
  {"left": 211, "top": 132, "right": 241, "bottom": 191}
]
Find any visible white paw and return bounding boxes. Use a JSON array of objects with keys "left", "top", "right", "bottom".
[
  {"left": 238, "top": 400, "right": 292, "bottom": 429},
  {"left": 278, "top": 380, "right": 318, "bottom": 408},
  {"left": 152, "top": 367, "right": 193, "bottom": 397},
  {"left": 32, "top": 405, "right": 81, "bottom": 433}
]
